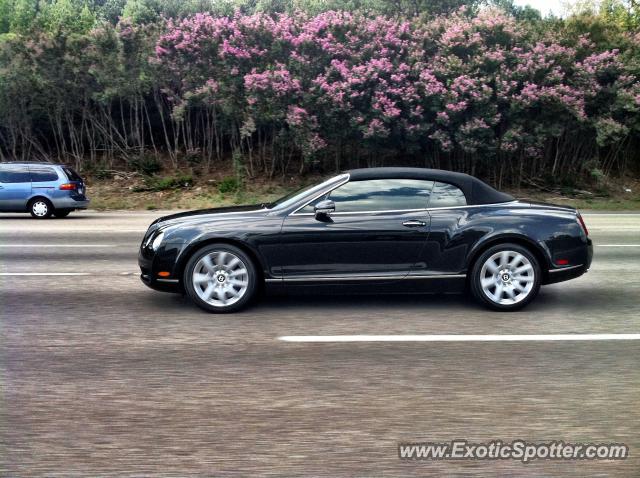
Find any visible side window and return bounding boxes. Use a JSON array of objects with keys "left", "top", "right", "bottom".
[
  {"left": 0, "top": 165, "right": 31, "bottom": 183},
  {"left": 429, "top": 182, "right": 467, "bottom": 208},
  {"left": 30, "top": 166, "right": 59, "bottom": 182},
  {"left": 302, "top": 179, "right": 435, "bottom": 213}
]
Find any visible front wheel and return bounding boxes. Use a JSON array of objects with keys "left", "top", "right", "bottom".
[
  {"left": 184, "top": 244, "right": 258, "bottom": 313},
  {"left": 470, "top": 243, "right": 541, "bottom": 311}
]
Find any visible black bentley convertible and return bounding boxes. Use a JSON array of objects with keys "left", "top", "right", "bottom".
[{"left": 139, "top": 167, "right": 593, "bottom": 312}]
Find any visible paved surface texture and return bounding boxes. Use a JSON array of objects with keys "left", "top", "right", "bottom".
[{"left": 1, "top": 210, "right": 639, "bottom": 476}]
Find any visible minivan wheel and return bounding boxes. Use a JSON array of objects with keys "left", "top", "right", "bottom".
[
  {"left": 470, "top": 243, "right": 541, "bottom": 311},
  {"left": 184, "top": 243, "right": 258, "bottom": 313},
  {"left": 54, "top": 209, "right": 71, "bottom": 218},
  {"left": 29, "top": 198, "right": 53, "bottom": 219}
]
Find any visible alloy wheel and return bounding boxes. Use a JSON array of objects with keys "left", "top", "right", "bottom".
[
  {"left": 479, "top": 250, "right": 535, "bottom": 306},
  {"left": 192, "top": 250, "right": 249, "bottom": 307}
]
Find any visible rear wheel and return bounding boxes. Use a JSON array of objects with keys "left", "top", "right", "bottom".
[
  {"left": 184, "top": 244, "right": 258, "bottom": 313},
  {"left": 54, "top": 209, "right": 71, "bottom": 218},
  {"left": 470, "top": 243, "right": 541, "bottom": 311},
  {"left": 29, "top": 198, "right": 53, "bottom": 219}
]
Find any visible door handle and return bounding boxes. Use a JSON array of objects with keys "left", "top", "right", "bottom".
[{"left": 403, "top": 220, "right": 426, "bottom": 228}]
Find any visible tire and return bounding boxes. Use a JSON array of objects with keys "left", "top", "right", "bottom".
[
  {"left": 29, "top": 198, "right": 53, "bottom": 219},
  {"left": 470, "top": 243, "right": 541, "bottom": 311},
  {"left": 184, "top": 243, "right": 258, "bottom": 313},
  {"left": 54, "top": 209, "right": 72, "bottom": 218}
]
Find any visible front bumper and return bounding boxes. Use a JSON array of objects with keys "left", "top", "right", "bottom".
[{"left": 138, "top": 243, "right": 184, "bottom": 293}]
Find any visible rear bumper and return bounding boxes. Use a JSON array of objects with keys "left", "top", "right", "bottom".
[
  {"left": 545, "top": 239, "right": 593, "bottom": 285},
  {"left": 53, "top": 197, "right": 90, "bottom": 209}
]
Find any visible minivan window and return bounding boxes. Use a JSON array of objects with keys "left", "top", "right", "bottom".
[
  {"left": 0, "top": 165, "right": 31, "bottom": 183},
  {"left": 30, "top": 166, "right": 59, "bottom": 182},
  {"left": 62, "top": 167, "right": 82, "bottom": 182},
  {"left": 429, "top": 181, "right": 467, "bottom": 208},
  {"left": 304, "top": 179, "right": 435, "bottom": 213}
]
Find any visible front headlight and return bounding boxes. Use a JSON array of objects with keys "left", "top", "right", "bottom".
[{"left": 151, "top": 231, "right": 165, "bottom": 251}]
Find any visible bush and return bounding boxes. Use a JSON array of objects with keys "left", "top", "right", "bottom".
[
  {"left": 218, "top": 176, "right": 241, "bottom": 193},
  {"left": 128, "top": 155, "right": 162, "bottom": 176},
  {"left": 133, "top": 174, "right": 193, "bottom": 192}
]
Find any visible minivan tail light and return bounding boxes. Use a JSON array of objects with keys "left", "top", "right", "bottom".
[
  {"left": 59, "top": 183, "right": 77, "bottom": 190},
  {"left": 577, "top": 212, "right": 589, "bottom": 236}
]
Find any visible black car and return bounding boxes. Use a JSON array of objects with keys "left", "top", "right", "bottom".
[{"left": 139, "top": 167, "right": 593, "bottom": 312}]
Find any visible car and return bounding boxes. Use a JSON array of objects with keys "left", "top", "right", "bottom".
[
  {"left": 0, "top": 162, "right": 89, "bottom": 218},
  {"left": 139, "top": 167, "right": 593, "bottom": 312}
]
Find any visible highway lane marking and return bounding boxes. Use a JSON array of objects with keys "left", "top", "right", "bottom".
[
  {"left": 279, "top": 334, "right": 640, "bottom": 342},
  {"left": 596, "top": 244, "right": 640, "bottom": 247},
  {"left": 0, "top": 272, "right": 92, "bottom": 276},
  {"left": 0, "top": 244, "right": 120, "bottom": 248}
]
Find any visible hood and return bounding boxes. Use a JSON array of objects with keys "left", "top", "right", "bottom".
[{"left": 153, "top": 204, "right": 269, "bottom": 227}]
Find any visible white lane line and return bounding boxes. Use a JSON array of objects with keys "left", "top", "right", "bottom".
[
  {"left": 0, "top": 244, "right": 119, "bottom": 248},
  {"left": 279, "top": 334, "right": 640, "bottom": 343},
  {"left": 0, "top": 272, "right": 92, "bottom": 276},
  {"left": 596, "top": 244, "right": 640, "bottom": 247}
]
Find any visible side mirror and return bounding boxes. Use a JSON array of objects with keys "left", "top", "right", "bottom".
[{"left": 314, "top": 199, "right": 335, "bottom": 219}]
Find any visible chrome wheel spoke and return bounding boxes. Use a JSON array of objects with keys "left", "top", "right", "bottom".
[
  {"left": 202, "top": 283, "right": 215, "bottom": 300},
  {"left": 193, "top": 273, "right": 210, "bottom": 285},
  {"left": 481, "top": 276, "right": 495, "bottom": 288},
  {"left": 499, "top": 251, "right": 510, "bottom": 268},
  {"left": 228, "top": 278, "right": 247, "bottom": 287},
  {"left": 510, "top": 253, "right": 523, "bottom": 266},
  {"left": 486, "top": 261, "right": 499, "bottom": 274},
  {"left": 202, "top": 256, "right": 216, "bottom": 273},
  {"left": 505, "top": 286, "right": 516, "bottom": 299},
  {"left": 229, "top": 268, "right": 247, "bottom": 278},
  {"left": 514, "top": 264, "right": 532, "bottom": 275},
  {"left": 215, "top": 251, "right": 228, "bottom": 267},
  {"left": 514, "top": 275, "right": 533, "bottom": 283}
]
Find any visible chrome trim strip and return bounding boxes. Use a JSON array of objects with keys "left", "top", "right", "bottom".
[
  {"left": 290, "top": 174, "right": 350, "bottom": 216},
  {"left": 156, "top": 278, "right": 180, "bottom": 283},
  {"left": 290, "top": 201, "right": 519, "bottom": 217},
  {"left": 266, "top": 274, "right": 466, "bottom": 283},
  {"left": 549, "top": 264, "right": 584, "bottom": 273}
]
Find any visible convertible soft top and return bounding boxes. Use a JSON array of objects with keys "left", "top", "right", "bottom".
[{"left": 346, "top": 167, "right": 514, "bottom": 206}]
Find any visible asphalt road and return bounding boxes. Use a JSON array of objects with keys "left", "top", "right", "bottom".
[{"left": 1, "top": 211, "right": 639, "bottom": 476}]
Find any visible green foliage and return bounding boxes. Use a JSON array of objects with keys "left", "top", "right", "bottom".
[
  {"left": 218, "top": 176, "right": 241, "bottom": 193},
  {"left": 0, "top": 0, "right": 639, "bottom": 186},
  {"left": 128, "top": 155, "right": 162, "bottom": 175},
  {"left": 39, "top": 0, "right": 96, "bottom": 33},
  {"left": 133, "top": 174, "right": 193, "bottom": 191}
]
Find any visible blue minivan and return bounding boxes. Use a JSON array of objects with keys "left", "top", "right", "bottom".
[{"left": 0, "top": 162, "right": 89, "bottom": 218}]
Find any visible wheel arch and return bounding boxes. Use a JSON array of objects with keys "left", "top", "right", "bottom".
[
  {"left": 27, "top": 195, "right": 53, "bottom": 208},
  {"left": 466, "top": 234, "right": 551, "bottom": 283}
]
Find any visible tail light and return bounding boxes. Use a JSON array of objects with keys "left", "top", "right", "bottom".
[
  {"left": 577, "top": 212, "right": 589, "bottom": 236},
  {"left": 59, "top": 183, "right": 77, "bottom": 190}
]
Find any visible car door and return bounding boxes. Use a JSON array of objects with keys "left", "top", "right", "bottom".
[
  {"left": 0, "top": 164, "right": 32, "bottom": 211},
  {"left": 277, "top": 178, "right": 434, "bottom": 282},
  {"left": 418, "top": 181, "right": 472, "bottom": 275}
]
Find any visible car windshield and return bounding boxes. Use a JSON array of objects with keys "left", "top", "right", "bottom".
[{"left": 267, "top": 174, "right": 347, "bottom": 210}]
